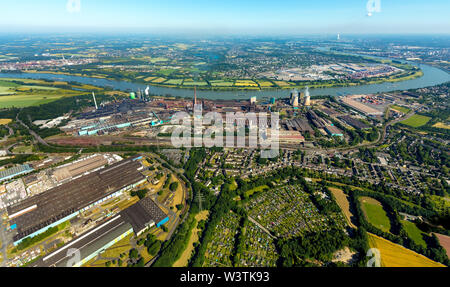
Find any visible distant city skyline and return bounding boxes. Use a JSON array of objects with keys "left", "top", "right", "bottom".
[{"left": 1, "top": 0, "right": 449, "bottom": 35}]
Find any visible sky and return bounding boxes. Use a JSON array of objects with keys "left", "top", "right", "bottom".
[{"left": 0, "top": 0, "right": 449, "bottom": 35}]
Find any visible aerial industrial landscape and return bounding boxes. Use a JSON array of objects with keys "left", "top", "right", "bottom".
[{"left": 0, "top": 1, "right": 448, "bottom": 280}]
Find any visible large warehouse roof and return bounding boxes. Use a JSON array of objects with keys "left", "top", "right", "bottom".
[
  {"left": 33, "top": 198, "right": 168, "bottom": 267},
  {"left": 32, "top": 215, "right": 132, "bottom": 267},
  {"left": 120, "top": 197, "right": 168, "bottom": 235},
  {"left": 8, "top": 159, "right": 145, "bottom": 242},
  {"left": 0, "top": 164, "right": 34, "bottom": 182}
]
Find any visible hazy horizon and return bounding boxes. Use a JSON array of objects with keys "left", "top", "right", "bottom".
[{"left": 1, "top": 0, "right": 449, "bottom": 35}]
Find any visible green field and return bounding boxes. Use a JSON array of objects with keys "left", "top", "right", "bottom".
[
  {"left": 165, "top": 79, "right": 184, "bottom": 85},
  {"left": 391, "top": 105, "right": 411, "bottom": 114},
  {"left": 0, "top": 94, "right": 65, "bottom": 108},
  {"left": 359, "top": 197, "right": 391, "bottom": 233},
  {"left": 400, "top": 114, "right": 431, "bottom": 128},
  {"left": 0, "top": 78, "right": 83, "bottom": 108},
  {"left": 401, "top": 220, "right": 427, "bottom": 248},
  {"left": 182, "top": 81, "right": 208, "bottom": 86},
  {"left": 0, "top": 80, "right": 19, "bottom": 95},
  {"left": 210, "top": 80, "right": 234, "bottom": 87}
]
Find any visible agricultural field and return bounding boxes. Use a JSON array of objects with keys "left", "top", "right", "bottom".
[
  {"left": 144, "top": 76, "right": 157, "bottom": 82},
  {"left": 149, "top": 57, "right": 169, "bottom": 63},
  {"left": 434, "top": 233, "right": 450, "bottom": 258},
  {"left": 246, "top": 185, "right": 341, "bottom": 238},
  {"left": 182, "top": 81, "right": 208, "bottom": 86},
  {"left": 235, "top": 221, "right": 278, "bottom": 267},
  {"left": 432, "top": 122, "right": 450, "bottom": 130},
  {"left": 0, "top": 118, "right": 12, "bottom": 125},
  {"left": 234, "top": 80, "right": 258, "bottom": 87},
  {"left": 401, "top": 220, "right": 427, "bottom": 248},
  {"left": 209, "top": 80, "right": 234, "bottom": 87},
  {"left": 256, "top": 80, "right": 275, "bottom": 88},
  {"left": 400, "top": 114, "right": 431, "bottom": 128},
  {"left": 164, "top": 79, "right": 183, "bottom": 85},
  {"left": 329, "top": 187, "right": 356, "bottom": 228},
  {"left": 0, "top": 78, "right": 83, "bottom": 108},
  {"left": 368, "top": 233, "right": 444, "bottom": 267},
  {"left": 203, "top": 211, "right": 240, "bottom": 267},
  {"left": 359, "top": 197, "right": 391, "bottom": 233},
  {"left": 0, "top": 92, "right": 75, "bottom": 108},
  {"left": 273, "top": 81, "right": 291, "bottom": 87},
  {"left": 151, "top": 77, "right": 167, "bottom": 84}
]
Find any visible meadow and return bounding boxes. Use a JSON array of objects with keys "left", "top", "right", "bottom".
[
  {"left": 0, "top": 90, "right": 81, "bottom": 108},
  {"left": 400, "top": 114, "right": 431, "bottom": 128},
  {"left": 0, "top": 78, "right": 85, "bottom": 108},
  {"left": 359, "top": 197, "right": 391, "bottom": 233},
  {"left": 173, "top": 211, "right": 209, "bottom": 267},
  {"left": 401, "top": 220, "right": 427, "bottom": 248}
]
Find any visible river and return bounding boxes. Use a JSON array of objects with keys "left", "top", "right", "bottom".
[{"left": 0, "top": 59, "right": 448, "bottom": 101}]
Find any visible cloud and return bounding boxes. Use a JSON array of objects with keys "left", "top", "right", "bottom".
[{"left": 66, "top": 0, "right": 81, "bottom": 13}]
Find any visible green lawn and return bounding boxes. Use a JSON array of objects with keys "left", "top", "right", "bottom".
[
  {"left": 400, "top": 114, "right": 431, "bottom": 128},
  {"left": 401, "top": 220, "right": 427, "bottom": 248},
  {"left": 360, "top": 197, "right": 391, "bottom": 233}
]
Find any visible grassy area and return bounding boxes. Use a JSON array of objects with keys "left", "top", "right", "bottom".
[
  {"left": 401, "top": 220, "right": 427, "bottom": 248},
  {"left": 173, "top": 211, "right": 209, "bottom": 267},
  {"left": 12, "top": 145, "right": 33, "bottom": 154},
  {"left": 9, "top": 220, "right": 71, "bottom": 255},
  {"left": 400, "top": 114, "right": 432, "bottom": 128},
  {"left": 245, "top": 185, "right": 269, "bottom": 197},
  {"left": 85, "top": 233, "right": 133, "bottom": 267},
  {"left": 0, "top": 78, "right": 84, "bottom": 108},
  {"left": 359, "top": 197, "right": 391, "bottom": 233},
  {"left": 368, "top": 233, "right": 444, "bottom": 267},
  {"left": 390, "top": 105, "right": 411, "bottom": 114}
]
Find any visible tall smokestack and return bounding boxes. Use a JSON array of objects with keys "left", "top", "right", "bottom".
[
  {"left": 92, "top": 92, "right": 98, "bottom": 110},
  {"left": 194, "top": 86, "right": 197, "bottom": 106}
]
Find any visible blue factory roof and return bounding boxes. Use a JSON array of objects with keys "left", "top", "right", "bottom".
[{"left": 0, "top": 164, "right": 34, "bottom": 182}]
